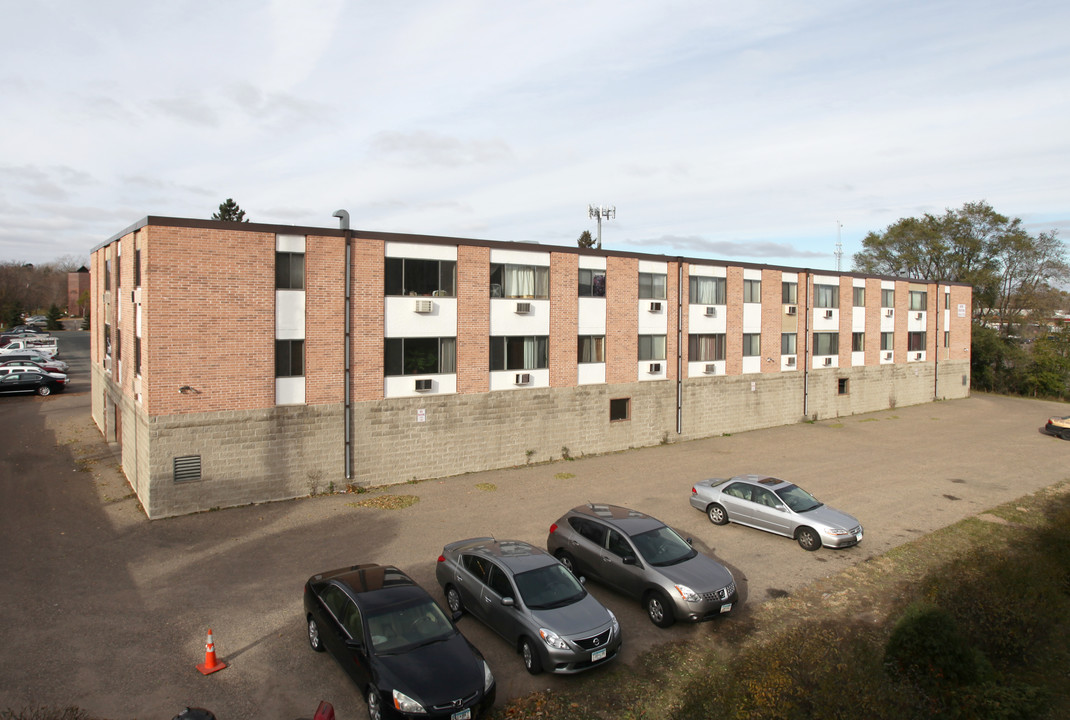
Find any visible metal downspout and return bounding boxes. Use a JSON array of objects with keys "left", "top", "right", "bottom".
[
  {"left": 334, "top": 210, "right": 353, "bottom": 480},
  {"left": 933, "top": 285, "right": 941, "bottom": 401},
  {"left": 802, "top": 272, "right": 812, "bottom": 419}
]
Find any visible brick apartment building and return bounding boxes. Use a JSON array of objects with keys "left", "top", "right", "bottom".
[{"left": 90, "top": 216, "right": 973, "bottom": 518}]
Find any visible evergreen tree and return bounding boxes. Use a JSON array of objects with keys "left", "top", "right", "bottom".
[
  {"left": 577, "top": 230, "right": 595, "bottom": 248},
  {"left": 212, "top": 198, "right": 249, "bottom": 222}
]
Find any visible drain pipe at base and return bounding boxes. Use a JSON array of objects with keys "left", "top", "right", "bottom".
[{"left": 334, "top": 209, "right": 353, "bottom": 480}]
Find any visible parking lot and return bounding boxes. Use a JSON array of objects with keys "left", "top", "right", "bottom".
[{"left": 2, "top": 332, "right": 1068, "bottom": 719}]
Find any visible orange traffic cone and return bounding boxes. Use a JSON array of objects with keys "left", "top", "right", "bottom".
[{"left": 195, "top": 629, "right": 228, "bottom": 675}]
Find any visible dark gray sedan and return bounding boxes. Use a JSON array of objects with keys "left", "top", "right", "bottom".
[
  {"left": 690, "top": 474, "right": 863, "bottom": 551},
  {"left": 546, "top": 504, "right": 737, "bottom": 628},
  {"left": 435, "top": 538, "right": 621, "bottom": 675}
]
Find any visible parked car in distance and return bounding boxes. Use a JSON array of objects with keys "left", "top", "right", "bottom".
[
  {"left": 0, "top": 354, "right": 68, "bottom": 373},
  {"left": 0, "top": 359, "right": 68, "bottom": 376},
  {"left": 1043, "top": 415, "right": 1070, "bottom": 440},
  {"left": 0, "top": 369, "right": 66, "bottom": 396},
  {"left": 435, "top": 538, "right": 621, "bottom": 675},
  {"left": 690, "top": 474, "right": 863, "bottom": 551},
  {"left": 0, "top": 365, "right": 68, "bottom": 385},
  {"left": 547, "top": 504, "right": 737, "bottom": 628},
  {"left": 303, "top": 564, "right": 495, "bottom": 720}
]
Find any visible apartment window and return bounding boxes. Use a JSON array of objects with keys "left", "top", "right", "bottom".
[
  {"left": 134, "top": 249, "right": 141, "bottom": 287},
  {"left": 490, "top": 264, "right": 549, "bottom": 299},
  {"left": 689, "top": 334, "right": 726, "bottom": 362},
  {"left": 814, "top": 284, "right": 839, "bottom": 308},
  {"left": 782, "top": 281, "right": 797, "bottom": 304},
  {"left": 881, "top": 289, "right": 895, "bottom": 307},
  {"left": 276, "top": 252, "right": 305, "bottom": 290},
  {"left": 743, "top": 279, "right": 761, "bottom": 303},
  {"left": 742, "top": 334, "right": 761, "bottom": 357},
  {"left": 638, "top": 335, "right": 666, "bottom": 361},
  {"left": 609, "top": 398, "right": 630, "bottom": 422},
  {"left": 104, "top": 323, "right": 112, "bottom": 358},
  {"left": 490, "top": 336, "right": 548, "bottom": 370},
  {"left": 638, "top": 272, "right": 667, "bottom": 300},
  {"left": 104, "top": 259, "right": 111, "bottom": 291},
  {"left": 781, "top": 333, "right": 797, "bottom": 355},
  {"left": 386, "top": 258, "right": 456, "bottom": 297},
  {"left": 690, "top": 276, "right": 726, "bottom": 304},
  {"left": 853, "top": 287, "right": 865, "bottom": 307},
  {"left": 115, "top": 328, "right": 121, "bottom": 361},
  {"left": 909, "top": 291, "right": 927, "bottom": 311},
  {"left": 852, "top": 332, "right": 865, "bottom": 352},
  {"left": 135, "top": 336, "right": 142, "bottom": 376},
  {"left": 578, "top": 335, "right": 606, "bottom": 363},
  {"left": 945, "top": 293, "right": 951, "bottom": 310},
  {"left": 908, "top": 332, "right": 926, "bottom": 352},
  {"left": 838, "top": 378, "right": 849, "bottom": 395},
  {"left": 944, "top": 330, "right": 950, "bottom": 348},
  {"left": 814, "top": 332, "right": 838, "bottom": 355},
  {"left": 578, "top": 269, "right": 606, "bottom": 297},
  {"left": 116, "top": 255, "right": 121, "bottom": 289},
  {"left": 881, "top": 332, "right": 894, "bottom": 351},
  {"left": 275, "top": 339, "right": 304, "bottom": 377},
  {"left": 385, "top": 337, "right": 457, "bottom": 375}
]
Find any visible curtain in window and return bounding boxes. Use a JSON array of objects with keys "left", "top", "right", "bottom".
[
  {"left": 439, "top": 338, "right": 456, "bottom": 373},
  {"left": 504, "top": 266, "right": 548, "bottom": 298},
  {"left": 690, "top": 277, "right": 724, "bottom": 304},
  {"left": 814, "top": 285, "right": 838, "bottom": 308},
  {"left": 689, "top": 334, "right": 725, "bottom": 361}
]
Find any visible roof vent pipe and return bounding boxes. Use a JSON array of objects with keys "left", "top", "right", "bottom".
[{"left": 333, "top": 209, "right": 350, "bottom": 230}]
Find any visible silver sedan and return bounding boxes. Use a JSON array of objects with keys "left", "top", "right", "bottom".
[{"left": 690, "top": 474, "right": 863, "bottom": 551}]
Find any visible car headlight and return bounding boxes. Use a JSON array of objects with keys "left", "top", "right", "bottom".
[
  {"left": 673, "top": 584, "right": 700, "bottom": 602},
  {"left": 539, "top": 628, "right": 568, "bottom": 649},
  {"left": 392, "top": 689, "right": 427, "bottom": 715},
  {"left": 608, "top": 609, "right": 620, "bottom": 636},
  {"left": 483, "top": 660, "right": 495, "bottom": 693},
  {"left": 824, "top": 528, "right": 850, "bottom": 536}
]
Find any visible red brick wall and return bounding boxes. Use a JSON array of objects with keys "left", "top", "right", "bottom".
[
  {"left": 457, "top": 245, "right": 489, "bottom": 394},
  {"left": 761, "top": 269, "right": 783, "bottom": 371},
  {"left": 350, "top": 237, "right": 385, "bottom": 403},
  {"left": 549, "top": 253, "right": 578, "bottom": 387},
  {"left": 839, "top": 275, "right": 854, "bottom": 366},
  {"left": 725, "top": 267, "right": 743, "bottom": 375},
  {"left": 306, "top": 234, "right": 346, "bottom": 405},
  {"left": 606, "top": 257, "right": 637, "bottom": 384}
]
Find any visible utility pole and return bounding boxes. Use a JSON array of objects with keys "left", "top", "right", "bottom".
[
  {"left": 587, "top": 204, "right": 616, "bottom": 250},
  {"left": 835, "top": 221, "right": 844, "bottom": 272}
]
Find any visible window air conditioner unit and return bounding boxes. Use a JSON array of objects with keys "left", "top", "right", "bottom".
[
  {"left": 649, "top": 301, "right": 662, "bottom": 312},
  {"left": 704, "top": 363, "right": 717, "bottom": 374},
  {"left": 514, "top": 373, "right": 531, "bottom": 385},
  {"left": 914, "top": 352, "right": 923, "bottom": 360},
  {"left": 648, "top": 362, "right": 661, "bottom": 373},
  {"left": 786, "top": 356, "right": 796, "bottom": 366},
  {"left": 786, "top": 305, "right": 797, "bottom": 316},
  {"left": 515, "top": 302, "right": 532, "bottom": 314},
  {"left": 885, "top": 309, "right": 894, "bottom": 317},
  {"left": 884, "top": 352, "right": 892, "bottom": 360},
  {"left": 915, "top": 312, "right": 923, "bottom": 320},
  {"left": 823, "top": 309, "right": 833, "bottom": 319},
  {"left": 705, "top": 306, "right": 716, "bottom": 317},
  {"left": 413, "top": 299, "right": 433, "bottom": 313},
  {"left": 414, "top": 379, "right": 433, "bottom": 392},
  {"left": 823, "top": 357, "right": 833, "bottom": 366}
]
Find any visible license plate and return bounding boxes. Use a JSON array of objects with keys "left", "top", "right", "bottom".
[
  {"left": 592, "top": 647, "right": 607, "bottom": 662},
  {"left": 451, "top": 709, "right": 471, "bottom": 720},
  {"left": 855, "top": 532, "right": 863, "bottom": 542},
  {"left": 720, "top": 603, "right": 733, "bottom": 613}
]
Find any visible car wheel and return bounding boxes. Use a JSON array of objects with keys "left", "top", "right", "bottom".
[
  {"left": 446, "top": 585, "right": 465, "bottom": 615},
  {"left": 37, "top": 384, "right": 51, "bottom": 396},
  {"left": 555, "top": 551, "right": 577, "bottom": 575},
  {"left": 706, "top": 503, "right": 729, "bottom": 525},
  {"left": 307, "top": 616, "right": 325, "bottom": 652},
  {"left": 520, "top": 637, "right": 543, "bottom": 675},
  {"left": 366, "top": 687, "right": 383, "bottom": 720},
  {"left": 796, "top": 527, "right": 821, "bottom": 551},
  {"left": 645, "top": 592, "right": 675, "bottom": 628},
  {"left": 1061, "top": 428, "right": 1070, "bottom": 441}
]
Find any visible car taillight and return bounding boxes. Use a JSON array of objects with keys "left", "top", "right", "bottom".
[
  {"left": 548, "top": 523, "right": 558, "bottom": 534},
  {"left": 691, "top": 487, "right": 696, "bottom": 494},
  {"left": 436, "top": 555, "right": 446, "bottom": 563}
]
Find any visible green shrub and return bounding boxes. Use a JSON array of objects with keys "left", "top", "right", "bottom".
[{"left": 884, "top": 602, "right": 992, "bottom": 691}]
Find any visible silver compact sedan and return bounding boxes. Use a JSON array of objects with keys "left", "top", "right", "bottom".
[
  {"left": 546, "top": 504, "right": 737, "bottom": 628},
  {"left": 435, "top": 538, "right": 621, "bottom": 675},
  {"left": 690, "top": 474, "right": 863, "bottom": 551}
]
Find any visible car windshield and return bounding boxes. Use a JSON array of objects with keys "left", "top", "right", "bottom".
[
  {"left": 630, "top": 525, "right": 697, "bottom": 567},
  {"left": 775, "top": 484, "right": 823, "bottom": 513},
  {"left": 513, "top": 562, "right": 586, "bottom": 610},
  {"left": 366, "top": 598, "right": 455, "bottom": 655}
]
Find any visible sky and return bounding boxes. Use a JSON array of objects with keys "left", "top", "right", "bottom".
[{"left": 2, "top": 0, "right": 1068, "bottom": 270}]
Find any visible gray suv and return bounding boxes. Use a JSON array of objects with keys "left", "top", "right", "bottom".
[
  {"left": 547, "top": 504, "right": 737, "bottom": 627},
  {"left": 435, "top": 538, "right": 621, "bottom": 675}
]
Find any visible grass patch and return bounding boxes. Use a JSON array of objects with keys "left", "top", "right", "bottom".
[
  {"left": 554, "top": 472, "right": 575, "bottom": 480},
  {"left": 346, "top": 494, "right": 419, "bottom": 510},
  {"left": 491, "top": 481, "right": 1070, "bottom": 720},
  {"left": 475, "top": 483, "right": 497, "bottom": 492},
  {"left": 1, "top": 709, "right": 94, "bottom": 720}
]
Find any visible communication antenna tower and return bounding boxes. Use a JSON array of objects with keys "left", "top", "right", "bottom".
[{"left": 587, "top": 204, "right": 616, "bottom": 250}]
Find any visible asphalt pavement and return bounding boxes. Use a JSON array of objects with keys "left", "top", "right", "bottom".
[{"left": 1, "top": 332, "right": 1068, "bottom": 719}]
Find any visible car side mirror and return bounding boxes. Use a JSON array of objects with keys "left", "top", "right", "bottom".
[
  {"left": 622, "top": 555, "right": 638, "bottom": 566},
  {"left": 685, "top": 537, "right": 693, "bottom": 546},
  {"left": 344, "top": 638, "right": 364, "bottom": 652},
  {"left": 451, "top": 609, "right": 463, "bottom": 622},
  {"left": 501, "top": 597, "right": 515, "bottom": 607},
  {"left": 578, "top": 576, "right": 586, "bottom": 585},
  {"left": 775, "top": 504, "right": 788, "bottom": 512}
]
